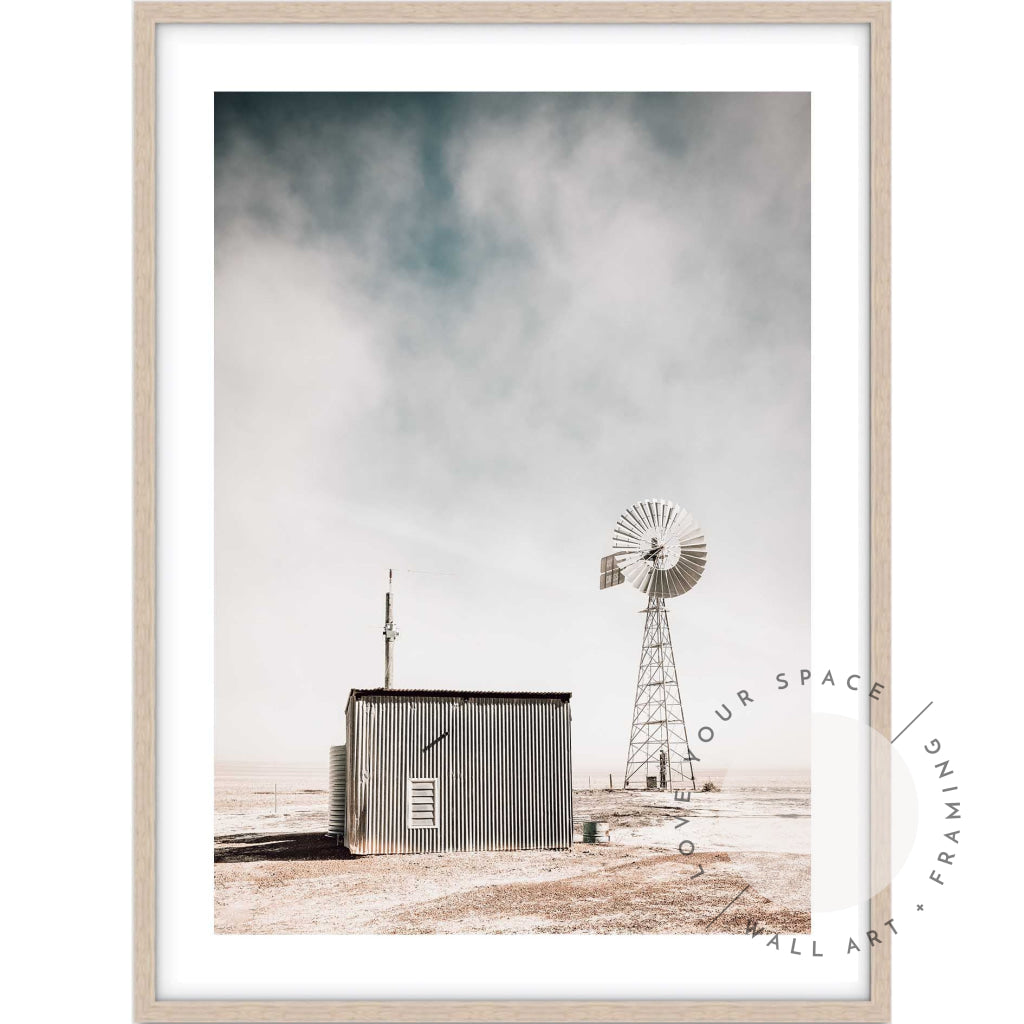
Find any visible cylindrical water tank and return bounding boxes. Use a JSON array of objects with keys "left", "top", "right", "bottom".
[{"left": 328, "top": 744, "right": 346, "bottom": 838}]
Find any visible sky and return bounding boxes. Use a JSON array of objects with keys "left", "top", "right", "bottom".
[{"left": 214, "top": 92, "right": 811, "bottom": 771}]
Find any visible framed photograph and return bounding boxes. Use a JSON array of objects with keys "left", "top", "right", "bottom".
[{"left": 135, "top": 2, "right": 890, "bottom": 1020}]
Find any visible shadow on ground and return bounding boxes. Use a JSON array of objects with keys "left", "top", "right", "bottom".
[{"left": 215, "top": 832, "right": 353, "bottom": 863}]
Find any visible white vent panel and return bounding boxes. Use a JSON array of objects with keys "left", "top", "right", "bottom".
[{"left": 407, "top": 777, "right": 438, "bottom": 829}]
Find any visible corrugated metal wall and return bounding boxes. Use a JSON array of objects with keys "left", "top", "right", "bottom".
[{"left": 345, "top": 694, "right": 572, "bottom": 855}]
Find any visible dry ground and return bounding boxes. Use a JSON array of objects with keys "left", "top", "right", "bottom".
[{"left": 215, "top": 776, "right": 810, "bottom": 935}]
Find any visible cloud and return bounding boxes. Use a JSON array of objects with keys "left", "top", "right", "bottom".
[{"left": 214, "top": 93, "right": 811, "bottom": 768}]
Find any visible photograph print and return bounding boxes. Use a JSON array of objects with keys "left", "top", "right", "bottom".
[{"left": 214, "top": 91, "right": 812, "bottom": 936}]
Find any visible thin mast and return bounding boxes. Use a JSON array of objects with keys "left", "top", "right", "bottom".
[{"left": 383, "top": 568, "right": 398, "bottom": 689}]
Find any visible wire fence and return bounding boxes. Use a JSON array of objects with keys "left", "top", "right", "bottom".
[
  {"left": 573, "top": 773, "right": 628, "bottom": 790},
  {"left": 572, "top": 771, "right": 724, "bottom": 791}
]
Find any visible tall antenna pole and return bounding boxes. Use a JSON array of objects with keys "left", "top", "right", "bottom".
[{"left": 383, "top": 568, "right": 398, "bottom": 689}]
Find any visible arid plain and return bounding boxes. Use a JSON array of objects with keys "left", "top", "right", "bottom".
[{"left": 215, "top": 764, "right": 810, "bottom": 935}]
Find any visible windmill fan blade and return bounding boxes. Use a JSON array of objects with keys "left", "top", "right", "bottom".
[{"left": 609, "top": 498, "right": 708, "bottom": 599}]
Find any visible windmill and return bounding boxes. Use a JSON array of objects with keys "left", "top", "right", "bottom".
[{"left": 600, "top": 499, "right": 707, "bottom": 790}]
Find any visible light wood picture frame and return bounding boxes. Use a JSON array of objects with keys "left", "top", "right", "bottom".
[{"left": 134, "top": 3, "right": 891, "bottom": 1020}]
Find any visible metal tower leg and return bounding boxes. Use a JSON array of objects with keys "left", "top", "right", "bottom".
[{"left": 623, "top": 595, "right": 697, "bottom": 791}]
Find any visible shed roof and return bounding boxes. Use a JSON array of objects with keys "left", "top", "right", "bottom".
[{"left": 347, "top": 688, "right": 571, "bottom": 703}]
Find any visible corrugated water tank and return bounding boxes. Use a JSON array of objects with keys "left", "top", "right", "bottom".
[{"left": 327, "top": 744, "right": 346, "bottom": 838}]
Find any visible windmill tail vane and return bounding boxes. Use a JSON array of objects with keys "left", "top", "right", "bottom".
[{"left": 599, "top": 499, "right": 708, "bottom": 791}]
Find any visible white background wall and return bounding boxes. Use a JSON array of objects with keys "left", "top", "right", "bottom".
[{"left": 0, "top": 1, "right": 1020, "bottom": 1021}]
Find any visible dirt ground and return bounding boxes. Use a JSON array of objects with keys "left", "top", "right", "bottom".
[{"left": 215, "top": 770, "right": 810, "bottom": 935}]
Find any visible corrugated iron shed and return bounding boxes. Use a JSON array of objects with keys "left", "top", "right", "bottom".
[{"left": 344, "top": 689, "right": 572, "bottom": 855}]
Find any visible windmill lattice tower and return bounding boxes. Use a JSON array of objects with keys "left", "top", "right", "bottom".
[{"left": 600, "top": 499, "right": 708, "bottom": 791}]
